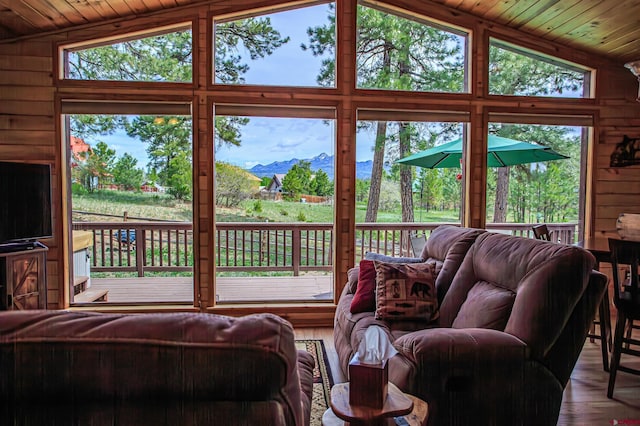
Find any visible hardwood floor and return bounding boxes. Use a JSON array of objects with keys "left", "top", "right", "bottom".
[
  {"left": 560, "top": 338, "right": 640, "bottom": 425},
  {"left": 295, "top": 327, "right": 640, "bottom": 425}
]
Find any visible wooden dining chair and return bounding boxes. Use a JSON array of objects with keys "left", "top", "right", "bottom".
[
  {"left": 607, "top": 238, "right": 640, "bottom": 398},
  {"left": 532, "top": 224, "right": 551, "bottom": 241},
  {"left": 616, "top": 213, "right": 640, "bottom": 347}
]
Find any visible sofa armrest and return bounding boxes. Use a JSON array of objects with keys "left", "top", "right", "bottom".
[
  {"left": 390, "top": 328, "right": 559, "bottom": 425},
  {"left": 395, "top": 327, "right": 528, "bottom": 364},
  {"left": 296, "top": 350, "right": 315, "bottom": 426},
  {"left": 391, "top": 327, "right": 529, "bottom": 392}
]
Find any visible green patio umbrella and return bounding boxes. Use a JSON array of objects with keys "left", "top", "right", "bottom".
[{"left": 396, "top": 134, "right": 569, "bottom": 168}]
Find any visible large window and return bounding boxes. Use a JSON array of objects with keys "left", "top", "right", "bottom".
[
  {"left": 63, "top": 104, "right": 194, "bottom": 305},
  {"left": 489, "top": 39, "right": 591, "bottom": 98},
  {"left": 213, "top": 106, "right": 336, "bottom": 303},
  {"left": 213, "top": 3, "right": 336, "bottom": 87},
  {"left": 355, "top": 109, "right": 468, "bottom": 258},
  {"left": 356, "top": 2, "right": 468, "bottom": 93},
  {"left": 484, "top": 119, "right": 590, "bottom": 242},
  {"left": 53, "top": 0, "right": 597, "bottom": 310},
  {"left": 62, "top": 24, "right": 193, "bottom": 83}
]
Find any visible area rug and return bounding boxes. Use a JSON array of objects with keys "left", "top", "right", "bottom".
[{"left": 296, "top": 339, "right": 334, "bottom": 426}]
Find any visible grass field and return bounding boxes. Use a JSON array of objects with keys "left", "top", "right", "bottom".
[{"left": 72, "top": 190, "right": 460, "bottom": 223}]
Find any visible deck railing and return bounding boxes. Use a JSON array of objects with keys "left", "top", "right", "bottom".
[
  {"left": 215, "top": 223, "right": 333, "bottom": 275},
  {"left": 72, "top": 222, "right": 193, "bottom": 276},
  {"left": 72, "top": 221, "right": 577, "bottom": 277}
]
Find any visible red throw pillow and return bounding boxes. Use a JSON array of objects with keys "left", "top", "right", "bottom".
[{"left": 350, "top": 260, "right": 377, "bottom": 314}]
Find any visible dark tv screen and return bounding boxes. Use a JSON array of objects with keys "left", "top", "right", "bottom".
[{"left": 0, "top": 161, "right": 53, "bottom": 245}]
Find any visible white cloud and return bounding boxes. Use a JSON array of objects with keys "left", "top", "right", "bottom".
[{"left": 216, "top": 116, "right": 335, "bottom": 167}]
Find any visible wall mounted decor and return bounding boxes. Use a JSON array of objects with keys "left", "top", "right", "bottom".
[
  {"left": 610, "top": 135, "right": 640, "bottom": 167},
  {"left": 625, "top": 60, "right": 640, "bottom": 102}
]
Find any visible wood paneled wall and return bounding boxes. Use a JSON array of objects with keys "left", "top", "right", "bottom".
[{"left": 1, "top": 0, "right": 639, "bottom": 323}]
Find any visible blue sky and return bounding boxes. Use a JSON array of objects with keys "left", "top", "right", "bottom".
[
  {"left": 214, "top": 4, "right": 378, "bottom": 169},
  {"left": 81, "top": 4, "right": 583, "bottom": 173},
  {"left": 100, "top": 3, "right": 376, "bottom": 171}
]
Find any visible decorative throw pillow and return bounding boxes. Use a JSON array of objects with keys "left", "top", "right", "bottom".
[
  {"left": 364, "top": 252, "right": 423, "bottom": 264},
  {"left": 350, "top": 260, "right": 377, "bottom": 314},
  {"left": 374, "top": 261, "right": 438, "bottom": 322}
]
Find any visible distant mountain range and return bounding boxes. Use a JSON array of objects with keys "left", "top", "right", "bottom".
[{"left": 248, "top": 152, "right": 375, "bottom": 180}]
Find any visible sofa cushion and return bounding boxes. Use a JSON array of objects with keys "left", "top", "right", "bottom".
[
  {"left": 350, "top": 260, "right": 377, "bottom": 314},
  {"left": 0, "top": 310, "right": 311, "bottom": 426},
  {"left": 439, "top": 231, "right": 595, "bottom": 360},
  {"left": 365, "top": 252, "right": 423, "bottom": 263},
  {"left": 335, "top": 286, "right": 431, "bottom": 377},
  {"left": 419, "top": 225, "right": 486, "bottom": 303},
  {"left": 451, "top": 281, "right": 515, "bottom": 329},
  {"left": 374, "top": 262, "right": 438, "bottom": 322}
]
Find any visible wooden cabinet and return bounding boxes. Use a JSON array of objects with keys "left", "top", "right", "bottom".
[{"left": 0, "top": 244, "right": 47, "bottom": 310}]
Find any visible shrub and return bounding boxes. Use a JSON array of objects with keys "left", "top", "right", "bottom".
[{"left": 72, "top": 182, "right": 88, "bottom": 195}]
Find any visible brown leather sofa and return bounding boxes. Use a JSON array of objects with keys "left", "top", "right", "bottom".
[
  {"left": 0, "top": 310, "right": 315, "bottom": 426},
  {"left": 335, "top": 224, "right": 485, "bottom": 376},
  {"left": 335, "top": 226, "right": 607, "bottom": 426}
]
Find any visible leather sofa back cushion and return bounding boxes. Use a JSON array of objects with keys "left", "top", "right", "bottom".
[
  {"left": 439, "top": 232, "right": 595, "bottom": 358},
  {"left": 0, "top": 310, "right": 304, "bottom": 426},
  {"left": 419, "top": 225, "right": 485, "bottom": 302},
  {"left": 451, "top": 281, "right": 515, "bottom": 329},
  {"left": 375, "top": 262, "right": 438, "bottom": 322}
]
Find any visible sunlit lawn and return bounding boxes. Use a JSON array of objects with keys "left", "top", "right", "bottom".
[
  {"left": 72, "top": 191, "right": 192, "bottom": 222},
  {"left": 73, "top": 191, "right": 459, "bottom": 280},
  {"left": 72, "top": 190, "right": 459, "bottom": 223}
]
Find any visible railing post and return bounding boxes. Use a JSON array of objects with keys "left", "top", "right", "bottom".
[
  {"left": 292, "top": 227, "right": 301, "bottom": 276},
  {"left": 136, "top": 228, "right": 145, "bottom": 277}
]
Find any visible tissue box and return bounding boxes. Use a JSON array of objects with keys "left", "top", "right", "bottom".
[{"left": 348, "top": 358, "right": 388, "bottom": 408}]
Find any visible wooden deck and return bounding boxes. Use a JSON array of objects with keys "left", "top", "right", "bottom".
[{"left": 80, "top": 275, "right": 334, "bottom": 304}]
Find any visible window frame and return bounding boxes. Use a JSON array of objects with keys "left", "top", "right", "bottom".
[
  {"left": 355, "top": 0, "right": 471, "bottom": 94},
  {"left": 56, "top": 20, "right": 197, "bottom": 88},
  {"left": 487, "top": 36, "right": 595, "bottom": 100},
  {"left": 60, "top": 97, "right": 197, "bottom": 307}
]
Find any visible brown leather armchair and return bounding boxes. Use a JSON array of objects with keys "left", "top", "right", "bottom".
[
  {"left": 335, "top": 227, "right": 607, "bottom": 426},
  {"left": 388, "top": 232, "right": 607, "bottom": 425},
  {"left": 0, "top": 310, "right": 315, "bottom": 426}
]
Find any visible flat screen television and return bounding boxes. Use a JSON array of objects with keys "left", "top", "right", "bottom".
[{"left": 0, "top": 161, "right": 52, "bottom": 250}]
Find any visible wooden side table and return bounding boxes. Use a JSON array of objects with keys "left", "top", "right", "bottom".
[{"left": 322, "top": 382, "right": 428, "bottom": 426}]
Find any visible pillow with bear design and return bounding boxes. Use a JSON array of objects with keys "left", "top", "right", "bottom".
[{"left": 374, "top": 261, "right": 438, "bottom": 322}]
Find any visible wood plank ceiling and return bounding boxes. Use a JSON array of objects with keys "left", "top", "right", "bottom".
[{"left": 0, "top": 0, "right": 638, "bottom": 65}]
